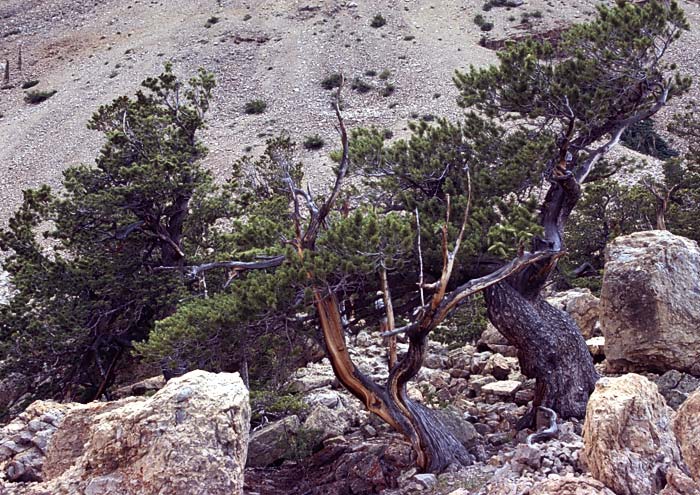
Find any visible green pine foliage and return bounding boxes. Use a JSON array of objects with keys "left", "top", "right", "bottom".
[
  {"left": 0, "top": 65, "right": 245, "bottom": 400},
  {"left": 454, "top": 0, "right": 690, "bottom": 144}
]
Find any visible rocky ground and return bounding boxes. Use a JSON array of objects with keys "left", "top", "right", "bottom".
[{"left": 1, "top": 230, "right": 700, "bottom": 494}]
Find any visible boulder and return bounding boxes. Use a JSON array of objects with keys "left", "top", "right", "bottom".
[
  {"left": 673, "top": 389, "right": 700, "bottom": 481},
  {"left": 477, "top": 324, "right": 517, "bottom": 357},
  {"left": 659, "top": 466, "right": 700, "bottom": 495},
  {"left": 483, "top": 354, "right": 518, "bottom": 381},
  {"left": 547, "top": 288, "right": 601, "bottom": 339},
  {"left": 1, "top": 370, "right": 250, "bottom": 495},
  {"left": 286, "top": 360, "right": 336, "bottom": 392},
  {"left": 481, "top": 380, "right": 521, "bottom": 400},
  {"left": 529, "top": 474, "right": 615, "bottom": 495},
  {"left": 302, "top": 405, "right": 351, "bottom": 446},
  {"left": 247, "top": 415, "right": 301, "bottom": 467},
  {"left": 600, "top": 231, "right": 700, "bottom": 375},
  {"left": 656, "top": 370, "right": 700, "bottom": 409},
  {"left": 582, "top": 374, "right": 684, "bottom": 495},
  {"left": 0, "top": 401, "right": 77, "bottom": 482},
  {"left": 111, "top": 375, "right": 165, "bottom": 399}
]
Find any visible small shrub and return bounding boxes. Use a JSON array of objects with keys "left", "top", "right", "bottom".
[
  {"left": 370, "top": 13, "right": 386, "bottom": 28},
  {"left": 204, "top": 16, "right": 220, "bottom": 28},
  {"left": 381, "top": 83, "right": 396, "bottom": 97},
  {"left": 364, "top": 69, "right": 377, "bottom": 77},
  {"left": 474, "top": 14, "right": 486, "bottom": 27},
  {"left": 243, "top": 13, "right": 252, "bottom": 21},
  {"left": 20, "top": 80, "right": 39, "bottom": 89},
  {"left": 244, "top": 99, "right": 267, "bottom": 114},
  {"left": 382, "top": 128, "right": 394, "bottom": 139},
  {"left": 321, "top": 72, "right": 343, "bottom": 90},
  {"left": 403, "top": 35, "right": 415, "bottom": 41},
  {"left": 481, "top": 21, "right": 494, "bottom": 31},
  {"left": 329, "top": 149, "right": 343, "bottom": 162},
  {"left": 351, "top": 77, "right": 372, "bottom": 94},
  {"left": 482, "top": 1, "right": 494, "bottom": 11},
  {"left": 378, "top": 69, "right": 391, "bottom": 80},
  {"left": 24, "top": 89, "right": 57, "bottom": 104},
  {"left": 303, "top": 134, "right": 325, "bottom": 150}
]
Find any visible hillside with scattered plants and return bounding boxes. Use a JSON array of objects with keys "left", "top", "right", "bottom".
[{"left": 1, "top": 1, "right": 700, "bottom": 494}]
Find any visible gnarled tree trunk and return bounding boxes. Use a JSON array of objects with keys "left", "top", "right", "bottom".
[
  {"left": 483, "top": 173, "right": 599, "bottom": 427},
  {"left": 315, "top": 291, "right": 473, "bottom": 472}
]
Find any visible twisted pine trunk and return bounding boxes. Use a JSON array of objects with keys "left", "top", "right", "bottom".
[
  {"left": 315, "top": 291, "right": 473, "bottom": 472},
  {"left": 483, "top": 173, "right": 599, "bottom": 427}
]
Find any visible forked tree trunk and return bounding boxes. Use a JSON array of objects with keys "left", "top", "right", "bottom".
[
  {"left": 483, "top": 172, "right": 599, "bottom": 427},
  {"left": 315, "top": 291, "right": 473, "bottom": 472}
]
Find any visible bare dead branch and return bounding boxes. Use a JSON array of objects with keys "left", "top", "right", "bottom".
[
  {"left": 415, "top": 207, "right": 426, "bottom": 307},
  {"left": 153, "top": 255, "right": 285, "bottom": 278},
  {"left": 303, "top": 79, "right": 349, "bottom": 248}
]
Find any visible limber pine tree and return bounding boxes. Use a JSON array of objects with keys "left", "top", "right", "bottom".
[
  {"left": 451, "top": 0, "right": 690, "bottom": 424},
  {"left": 267, "top": 93, "right": 560, "bottom": 472},
  {"left": 0, "top": 65, "right": 280, "bottom": 402}
]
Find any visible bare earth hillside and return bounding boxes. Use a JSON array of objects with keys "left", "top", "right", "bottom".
[{"left": 1, "top": 0, "right": 699, "bottom": 230}]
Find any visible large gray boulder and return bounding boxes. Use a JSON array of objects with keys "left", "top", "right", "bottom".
[
  {"left": 0, "top": 370, "right": 250, "bottom": 495},
  {"left": 582, "top": 374, "right": 685, "bottom": 495},
  {"left": 546, "top": 288, "right": 600, "bottom": 339},
  {"left": 600, "top": 231, "right": 700, "bottom": 375}
]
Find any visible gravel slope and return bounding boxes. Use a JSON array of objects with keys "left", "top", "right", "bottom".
[{"left": 0, "top": 0, "right": 699, "bottom": 230}]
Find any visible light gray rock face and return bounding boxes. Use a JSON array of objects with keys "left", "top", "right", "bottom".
[
  {"left": 246, "top": 415, "right": 301, "bottom": 467},
  {"left": 546, "top": 288, "right": 600, "bottom": 339},
  {"left": 582, "top": 374, "right": 685, "bottom": 495},
  {"left": 673, "top": 389, "right": 700, "bottom": 482},
  {"left": 600, "top": 231, "right": 700, "bottom": 375},
  {"left": 0, "top": 370, "right": 250, "bottom": 495},
  {"left": 0, "top": 267, "right": 13, "bottom": 305}
]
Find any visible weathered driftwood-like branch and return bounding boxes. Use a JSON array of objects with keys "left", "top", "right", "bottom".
[{"left": 153, "top": 255, "right": 285, "bottom": 278}]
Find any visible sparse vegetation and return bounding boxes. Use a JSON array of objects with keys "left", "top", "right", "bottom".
[
  {"left": 370, "top": 13, "right": 386, "bottom": 28},
  {"left": 378, "top": 68, "right": 391, "bottom": 80},
  {"left": 381, "top": 83, "right": 396, "bottom": 97},
  {"left": 204, "top": 16, "right": 220, "bottom": 28},
  {"left": 20, "top": 80, "right": 39, "bottom": 90},
  {"left": 24, "top": 90, "right": 57, "bottom": 104},
  {"left": 303, "top": 134, "right": 325, "bottom": 150},
  {"left": 321, "top": 72, "right": 343, "bottom": 90},
  {"left": 351, "top": 76, "right": 372, "bottom": 94},
  {"left": 244, "top": 99, "right": 267, "bottom": 114}
]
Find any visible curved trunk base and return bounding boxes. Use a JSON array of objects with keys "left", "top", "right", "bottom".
[
  {"left": 484, "top": 281, "right": 599, "bottom": 427},
  {"left": 316, "top": 291, "right": 473, "bottom": 473}
]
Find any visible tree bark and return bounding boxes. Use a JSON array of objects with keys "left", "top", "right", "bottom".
[
  {"left": 484, "top": 282, "right": 598, "bottom": 427},
  {"left": 315, "top": 291, "right": 473, "bottom": 472},
  {"left": 483, "top": 173, "right": 599, "bottom": 427}
]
